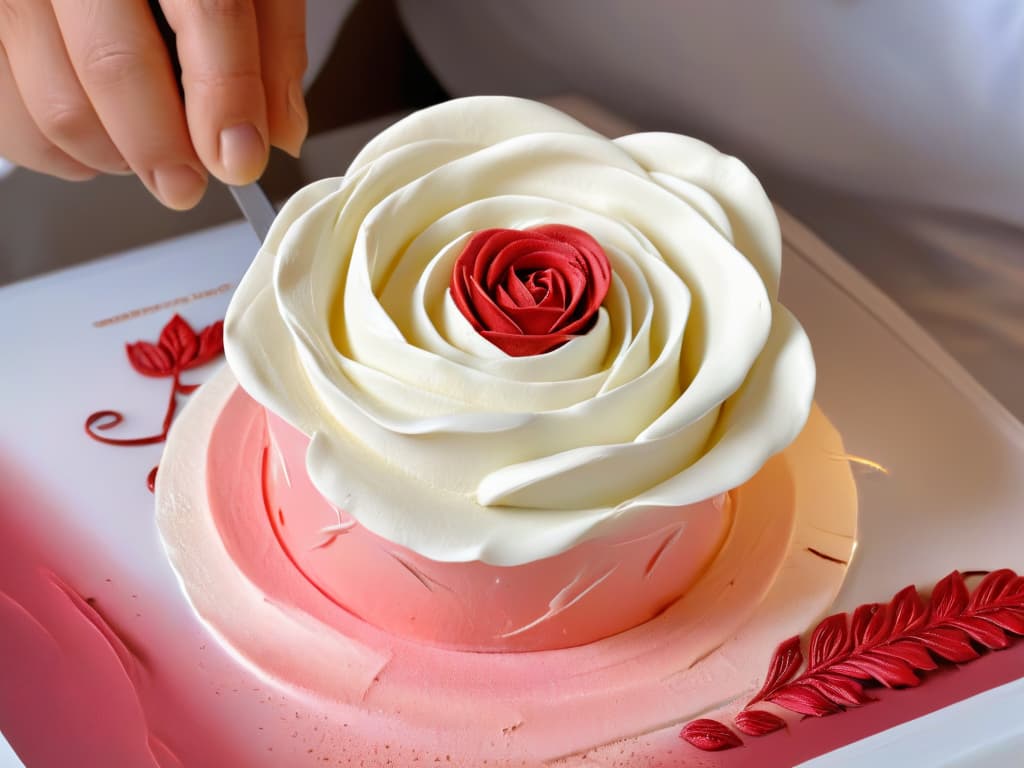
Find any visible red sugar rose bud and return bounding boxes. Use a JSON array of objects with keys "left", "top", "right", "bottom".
[{"left": 450, "top": 224, "right": 612, "bottom": 357}]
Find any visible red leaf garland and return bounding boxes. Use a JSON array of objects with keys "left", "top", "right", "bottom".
[
  {"left": 680, "top": 719, "right": 742, "bottom": 751},
  {"left": 682, "top": 569, "right": 1024, "bottom": 752}
]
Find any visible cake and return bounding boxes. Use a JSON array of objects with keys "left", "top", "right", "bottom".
[
  {"left": 156, "top": 96, "right": 858, "bottom": 764},
  {"left": 220, "top": 95, "right": 815, "bottom": 653}
]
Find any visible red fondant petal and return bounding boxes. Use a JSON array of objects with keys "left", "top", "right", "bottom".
[
  {"left": 768, "top": 683, "right": 843, "bottom": 717},
  {"left": 188, "top": 320, "right": 224, "bottom": 369},
  {"left": 159, "top": 314, "right": 199, "bottom": 368},
  {"left": 931, "top": 571, "right": 969, "bottom": 620},
  {"left": 680, "top": 719, "right": 743, "bottom": 751},
  {"left": 807, "top": 613, "right": 851, "bottom": 671},
  {"left": 734, "top": 709, "right": 786, "bottom": 737},
  {"left": 969, "top": 570, "right": 1018, "bottom": 610},
  {"left": 126, "top": 341, "right": 174, "bottom": 377}
]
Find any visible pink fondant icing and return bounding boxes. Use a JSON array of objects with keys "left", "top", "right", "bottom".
[{"left": 260, "top": 408, "right": 731, "bottom": 651}]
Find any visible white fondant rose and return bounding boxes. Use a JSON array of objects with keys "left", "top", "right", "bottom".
[{"left": 225, "top": 97, "right": 814, "bottom": 566}]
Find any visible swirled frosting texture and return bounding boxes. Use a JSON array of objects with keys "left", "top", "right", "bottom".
[{"left": 224, "top": 96, "right": 814, "bottom": 566}]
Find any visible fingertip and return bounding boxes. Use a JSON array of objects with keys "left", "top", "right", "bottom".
[
  {"left": 149, "top": 164, "right": 208, "bottom": 209},
  {"left": 217, "top": 122, "right": 268, "bottom": 184}
]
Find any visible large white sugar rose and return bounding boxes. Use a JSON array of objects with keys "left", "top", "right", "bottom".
[{"left": 225, "top": 96, "right": 814, "bottom": 566}]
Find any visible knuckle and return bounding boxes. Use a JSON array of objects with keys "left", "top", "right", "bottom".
[
  {"left": 188, "top": 0, "right": 252, "bottom": 21},
  {"left": 37, "top": 101, "right": 94, "bottom": 144},
  {"left": 79, "top": 39, "right": 149, "bottom": 89},
  {"left": 185, "top": 66, "right": 262, "bottom": 93}
]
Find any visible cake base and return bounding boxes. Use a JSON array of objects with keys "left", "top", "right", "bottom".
[{"left": 157, "top": 366, "right": 857, "bottom": 764}]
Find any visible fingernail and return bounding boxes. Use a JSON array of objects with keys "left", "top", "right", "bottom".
[
  {"left": 153, "top": 164, "right": 206, "bottom": 209},
  {"left": 219, "top": 122, "right": 266, "bottom": 182}
]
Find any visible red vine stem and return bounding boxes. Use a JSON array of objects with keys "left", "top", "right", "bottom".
[{"left": 85, "top": 372, "right": 181, "bottom": 446}]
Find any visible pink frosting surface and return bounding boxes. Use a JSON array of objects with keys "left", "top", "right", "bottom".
[
  {"left": 154, "top": 371, "right": 855, "bottom": 764},
  {"left": 263, "top": 408, "right": 730, "bottom": 651}
]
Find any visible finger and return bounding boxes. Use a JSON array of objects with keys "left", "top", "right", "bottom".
[
  {"left": 52, "top": 0, "right": 207, "bottom": 209},
  {"left": 162, "top": 0, "right": 269, "bottom": 184},
  {"left": 0, "top": 41, "right": 96, "bottom": 181},
  {"left": 0, "top": 0, "right": 126, "bottom": 173},
  {"left": 254, "top": 0, "right": 308, "bottom": 157}
]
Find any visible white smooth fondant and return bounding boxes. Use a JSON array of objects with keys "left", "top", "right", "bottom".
[{"left": 225, "top": 96, "right": 815, "bottom": 565}]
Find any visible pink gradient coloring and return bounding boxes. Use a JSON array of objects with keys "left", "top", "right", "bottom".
[{"left": 256, "top": 409, "right": 731, "bottom": 652}]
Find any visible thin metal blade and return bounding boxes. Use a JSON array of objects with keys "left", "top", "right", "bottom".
[{"left": 229, "top": 182, "right": 277, "bottom": 244}]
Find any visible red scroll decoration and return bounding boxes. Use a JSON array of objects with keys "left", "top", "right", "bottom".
[
  {"left": 681, "top": 569, "right": 1024, "bottom": 751},
  {"left": 450, "top": 224, "right": 611, "bottom": 357},
  {"left": 85, "top": 315, "right": 224, "bottom": 486}
]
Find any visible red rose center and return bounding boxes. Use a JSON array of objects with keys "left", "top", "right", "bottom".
[{"left": 449, "top": 224, "right": 612, "bottom": 356}]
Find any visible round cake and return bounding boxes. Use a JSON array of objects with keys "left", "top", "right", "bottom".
[{"left": 222, "top": 95, "right": 815, "bottom": 652}]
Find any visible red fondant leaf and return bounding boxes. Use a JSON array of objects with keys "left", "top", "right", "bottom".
[
  {"left": 767, "top": 683, "right": 842, "bottom": 717},
  {"left": 807, "top": 613, "right": 850, "bottom": 671},
  {"left": 914, "top": 626, "right": 979, "bottom": 663},
  {"left": 872, "top": 639, "right": 938, "bottom": 672},
  {"left": 931, "top": 571, "right": 969, "bottom": 620},
  {"left": 946, "top": 617, "right": 1009, "bottom": 649},
  {"left": 849, "top": 603, "right": 878, "bottom": 646},
  {"left": 861, "top": 601, "right": 893, "bottom": 647},
  {"left": 188, "top": 320, "right": 224, "bottom": 370},
  {"left": 980, "top": 608, "right": 1024, "bottom": 636},
  {"left": 159, "top": 314, "right": 199, "bottom": 369},
  {"left": 734, "top": 709, "right": 786, "bottom": 737},
  {"left": 803, "top": 673, "right": 873, "bottom": 707},
  {"left": 969, "top": 570, "right": 1018, "bottom": 610},
  {"left": 832, "top": 651, "right": 920, "bottom": 688},
  {"left": 890, "top": 585, "right": 927, "bottom": 635},
  {"left": 747, "top": 635, "right": 802, "bottom": 706},
  {"left": 679, "top": 719, "right": 742, "bottom": 751},
  {"left": 126, "top": 341, "right": 174, "bottom": 377},
  {"left": 684, "top": 568, "right": 1024, "bottom": 753}
]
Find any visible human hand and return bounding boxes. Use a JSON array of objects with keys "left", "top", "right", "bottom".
[{"left": 0, "top": 0, "right": 308, "bottom": 209}]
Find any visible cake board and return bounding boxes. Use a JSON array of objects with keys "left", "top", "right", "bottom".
[{"left": 0, "top": 183, "right": 1022, "bottom": 766}]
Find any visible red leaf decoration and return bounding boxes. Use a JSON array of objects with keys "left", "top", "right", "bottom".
[
  {"left": 872, "top": 639, "right": 938, "bottom": 671},
  {"left": 982, "top": 608, "right": 1024, "bottom": 635},
  {"left": 734, "top": 709, "right": 786, "bottom": 737},
  {"left": 808, "top": 613, "right": 850, "bottom": 671},
  {"left": 862, "top": 601, "right": 893, "bottom": 647},
  {"left": 679, "top": 719, "right": 742, "bottom": 751},
  {"left": 803, "top": 673, "right": 874, "bottom": 707},
  {"left": 747, "top": 635, "right": 802, "bottom": 706},
  {"left": 126, "top": 341, "right": 174, "bottom": 377},
  {"left": 913, "top": 626, "right": 979, "bottom": 663},
  {"left": 189, "top": 320, "right": 225, "bottom": 370},
  {"left": 683, "top": 568, "right": 1024, "bottom": 752},
  {"left": 931, "top": 571, "right": 969, "bottom": 619},
  {"left": 946, "top": 617, "right": 1009, "bottom": 649},
  {"left": 159, "top": 314, "right": 199, "bottom": 368},
  {"left": 969, "top": 570, "right": 1018, "bottom": 610},
  {"left": 849, "top": 603, "right": 878, "bottom": 645},
  {"left": 890, "top": 586, "right": 928, "bottom": 635},
  {"left": 86, "top": 314, "right": 225, "bottom": 452},
  {"left": 768, "top": 683, "right": 842, "bottom": 717}
]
